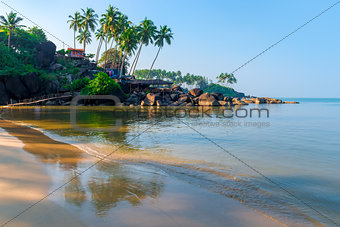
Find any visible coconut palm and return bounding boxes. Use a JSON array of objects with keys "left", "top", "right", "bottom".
[
  {"left": 110, "top": 13, "right": 129, "bottom": 69},
  {"left": 79, "top": 8, "right": 98, "bottom": 52},
  {"left": 95, "top": 26, "right": 105, "bottom": 62},
  {"left": 118, "top": 26, "right": 138, "bottom": 76},
  {"left": 77, "top": 29, "right": 92, "bottom": 50},
  {"left": 0, "top": 11, "right": 25, "bottom": 47},
  {"left": 146, "top": 25, "right": 173, "bottom": 79},
  {"left": 67, "top": 12, "right": 81, "bottom": 49},
  {"left": 130, "top": 18, "right": 156, "bottom": 75},
  {"left": 217, "top": 73, "right": 237, "bottom": 87}
]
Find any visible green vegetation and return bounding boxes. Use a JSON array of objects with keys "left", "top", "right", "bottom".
[
  {"left": 216, "top": 73, "right": 237, "bottom": 87},
  {"left": 135, "top": 69, "right": 209, "bottom": 88},
  {"left": 203, "top": 83, "right": 236, "bottom": 96},
  {"left": 0, "top": 13, "right": 49, "bottom": 77},
  {"left": 135, "top": 69, "right": 238, "bottom": 96},
  {"left": 82, "top": 72, "right": 124, "bottom": 95},
  {"left": 68, "top": 77, "right": 90, "bottom": 92}
]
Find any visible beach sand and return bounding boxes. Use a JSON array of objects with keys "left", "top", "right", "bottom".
[{"left": 0, "top": 119, "right": 284, "bottom": 227}]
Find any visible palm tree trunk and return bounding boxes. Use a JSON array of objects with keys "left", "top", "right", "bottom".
[
  {"left": 146, "top": 47, "right": 161, "bottom": 80},
  {"left": 8, "top": 30, "right": 11, "bottom": 47},
  {"left": 74, "top": 30, "right": 76, "bottom": 49},
  {"left": 96, "top": 37, "right": 103, "bottom": 63},
  {"left": 120, "top": 52, "right": 126, "bottom": 76},
  {"left": 104, "top": 35, "right": 108, "bottom": 68},
  {"left": 131, "top": 40, "right": 144, "bottom": 75},
  {"left": 128, "top": 48, "right": 140, "bottom": 75}
]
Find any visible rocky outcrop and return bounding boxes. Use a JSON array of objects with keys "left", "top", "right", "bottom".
[
  {"left": 35, "top": 41, "right": 56, "bottom": 68},
  {"left": 188, "top": 88, "right": 203, "bottom": 97},
  {"left": 143, "top": 93, "right": 161, "bottom": 106},
  {"left": 22, "top": 72, "right": 41, "bottom": 95},
  {"left": 4, "top": 76, "right": 29, "bottom": 100},
  {"left": 0, "top": 80, "right": 10, "bottom": 105},
  {"left": 198, "top": 93, "right": 221, "bottom": 106}
]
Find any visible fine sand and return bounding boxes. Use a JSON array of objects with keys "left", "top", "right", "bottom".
[{"left": 0, "top": 119, "right": 284, "bottom": 227}]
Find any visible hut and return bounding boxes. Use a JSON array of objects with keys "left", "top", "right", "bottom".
[{"left": 68, "top": 48, "right": 85, "bottom": 59}]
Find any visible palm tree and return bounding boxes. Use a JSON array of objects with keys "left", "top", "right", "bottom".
[
  {"left": 67, "top": 12, "right": 81, "bottom": 49},
  {"left": 95, "top": 26, "right": 105, "bottom": 62},
  {"left": 77, "top": 29, "right": 92, "bottom": 50},
  {"left": 217, "top": 73, "right": 237, "bottom": 87},
  {"left": 110, "top": 13, "right": 128, "bottom": 69},
  {"left": 130, "top": 18, "right": 156, "bottom": 75},
  {"left": 100, "top": 5, "right": 120, "bottom": 68},
  {"left": 146, "top": 26, "right": 173, "bottom": 79},
  {"left": 0, "top": 11, "right": 25, "bottom": 47},
  {"left": 79, "top": 8, "right": 98, "bottom": 52},
  {"left": 118, "top": 27, "right": 138, "bottom": 76}
]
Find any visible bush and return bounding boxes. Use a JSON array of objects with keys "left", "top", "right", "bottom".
[
  {"left": 85, "top": 72, "right": 123, "bottom": 95},
  {"left": 203, "top": 83, "right": 236, "bottom": 97},
  {"left": 69, "top": 77, "right": 90, "bottom": 91}
]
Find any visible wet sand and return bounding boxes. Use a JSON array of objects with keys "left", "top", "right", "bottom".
[{"left": 0, "top": 119, "right": 284, "bottom": 227}]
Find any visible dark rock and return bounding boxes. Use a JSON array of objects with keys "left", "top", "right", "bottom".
[
  {"left": 22, "top": 72, "right": 41, "bottom": 95},
  {"left": 170, "top": 93, "right": 179, "bottom": 101},
  {"left": 49, "top": 63, "right": 65, "bottom": 73},
  {"left": 178, "top": 94, "right": 190, "bottom": 103},
  {"left": 188, "top": 88, "right": 203, "bottom": 97},
  {"left": 211, "top": 93, "right": 224, "bottom": 101},
  {"left": 198, "top": 93, "right": 220, "bottom": 106},
  {"left": 223, "top": 96, "right": 233, "bottom": 102},
  {"left": 42, "top": 80, "right": 60, "bottom": 94},
  {"left": 170, "top": 85, "right": 183, "bottom": 93},
  {"left": 4, "top": 77, "right": 29, "bottom": 100},
  {"left": 35, "top": 41, "right": 56, "bottom": 68},
  {"left": 0, "top": 80, "right": 10, "bottom": 105}
]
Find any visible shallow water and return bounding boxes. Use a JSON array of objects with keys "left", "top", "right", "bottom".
[{"left": 1, "top": 99, "right": 339, "bottom": 226}]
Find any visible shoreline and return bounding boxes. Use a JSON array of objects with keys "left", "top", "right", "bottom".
[{"left": 0, "top": 119, "right": 285, "bottom": 227}]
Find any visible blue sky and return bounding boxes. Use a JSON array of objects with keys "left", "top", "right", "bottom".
[{"left": 1, "top": 0, "right": 339, "bottom": 97}]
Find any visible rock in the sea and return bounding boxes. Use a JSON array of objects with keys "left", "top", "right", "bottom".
[
  {"left": 143, "top": 93, "right": 160, "bottom": 106},
  {"left": 22, "top": 72, "right": 41, "bottom": 95},
  {"left": 211, "top": 93, "right": 224, "bottom": 101},
  {"left": 35, "top": 41, "right": 56, "bottom": 68},
  {"left": 0, "top": 80, "right": 10, "bottom": 105},
  {"left": 178, "top": 94, "right": 191, "bottom": 103},
  {"left": 4, "top": 76, "right": 29, "bottom": 100},
  {"left": 284, "top": 101, "right": 299, "bottom": 104},
  {"left": 188, "top": 88, "right": 203, "bottom": 97},
  {"left": 198, "top": 93, "right": 221, "bottom": 106},
  {"left": 170, "top": 93, "right": 179, "bottom": 101},
  {"left": 170, "top": 85, "right": 183, "bottom": 93}
]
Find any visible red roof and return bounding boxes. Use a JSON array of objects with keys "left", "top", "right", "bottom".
[{"left": 67, "top": 48, "right": 85, "bottom": 52}]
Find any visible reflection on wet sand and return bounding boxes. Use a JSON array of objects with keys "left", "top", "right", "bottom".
[{"left": 0, "top": 119, "right": 165, "bottom": 218}]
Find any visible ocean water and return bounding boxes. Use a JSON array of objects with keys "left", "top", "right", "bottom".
[{"left": 1, "top": 99, "right": 339, "bottom": 226}]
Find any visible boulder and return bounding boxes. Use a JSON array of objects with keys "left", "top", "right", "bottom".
[
  {"left": 255, "top": 98, "right": 266, "bottom": 104},
  {"left": 4, "top": 77, "right": 29, "bottom": 100},
  {"left": 42, "top": 80, "right": 60, "bottom": 94},
  {"left": 170, "top": 85, "right": 183, "bottom": 93},
  {"left": 223, "top": 96, "right": 233, "bottom": 102},
  {"left": 170, "top": 93, "right": 179, "bottom": 101},
  {"left": 35, "top": 41, "right": 56, "bottom": 68},
  {"left": 49, "top": 63, "right": 65, "bottom": 72},
  {"left": 188, "top": 88, "right": 203, "bottom": 97},
  {"left": 22, "top": 72, "right": 41, "bottom": 95},
  {"left": 0, "top": 80, "right": 10, "bottom": 105},
  {"left": 198, "top": 93, "right": 221, "bottom": 106},
  {"left": 143, "top": 93, "right": 160, "bottom": 106},
  {"left": 178, "top": 94, "right": 191, "bottom": 103},
  {"left": 126, "top": 96, "right": 138, "bottom": 105},
  {"left": 211, "top": 93, "right": 224, "bottom": 101}
]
